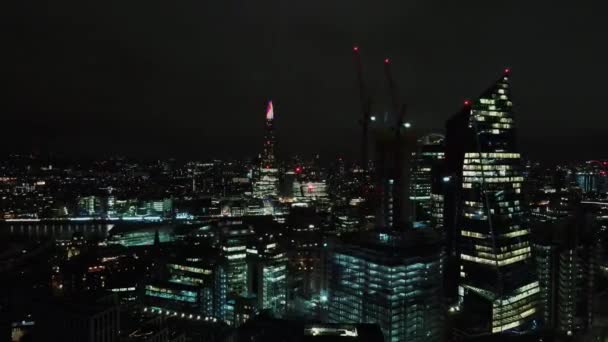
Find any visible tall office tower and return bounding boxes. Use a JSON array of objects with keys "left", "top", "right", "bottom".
[
  {"left": 253, "top": 101, "right": 279, "bottom": 199},
  {"left": 533, "top": 241, "right": 557, "bottom": 330},
  {"left": 429, "top": 169, "right": 448, "bottom": 230},
  {"left": 327, "top": 230, "right": 444, "bottom": 342},
  {"left": 286, "top": 207, "right": 323, "bottom": 301},
  {"left": 530, "top": 188, "right": 597, "bottom": 336},
  {"left": 410, "top": 133, "right": 445, "bottom": 227},
  {"left": 445, "top": 70, "right": 539, "bottom": 336},
  {"left": 219, "top": 223, "right": 254, "bottom": 296},
  {"left": 556, "top": 229, "right": 596, "bottom": 336},
  {"left": 247, "top": 233, "right": 288, "bottom": 317},
  {"left": 531, "top": 188, "right": 580, "bottom": 329}
]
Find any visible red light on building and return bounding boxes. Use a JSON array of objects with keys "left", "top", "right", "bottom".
[
  {"left": 353, "top": 46, "right": 359, "bottom": 52},
  {"left": 464, "top": 99, "right": 471, "bottom": 106},
  {"left": 384, "top": 58, "right": 390, "bottom": 64},
  {"left": 295, "top": 166, "right": 302, "bottom": 174},
  {"left": 504, "top": 67, "right": 511, "bottom": 74}
]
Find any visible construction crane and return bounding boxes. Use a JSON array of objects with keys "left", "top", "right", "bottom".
[
  {"left": 383, "top": 57, "right": 412, "bottom": 229},
  {"left": 353, "top": 45, "right": 372, "bottom": 171}
]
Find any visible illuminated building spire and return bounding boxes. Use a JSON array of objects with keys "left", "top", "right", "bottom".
[
  {"left": 262, "top": 100, "right": 276, "bottom": 168},
  {"left": 266, "top": 100, "right": 274, "bottom": 120},
  {"left": 253, "top": 100, "right": 279, "bottom": 199}
]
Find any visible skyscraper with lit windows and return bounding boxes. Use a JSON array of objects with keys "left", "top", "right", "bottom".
[
  {"left": 247, "top": 233, "right": 287, "bottom": 317},
  {"left": 220, "top": 223, "right": 254, "bottom": 296},
  {"left": 445, "top": 69, "right": 539, "bottom": 336},
  {"left": 531, "top": 188, "right": 596, "bottom": 336},
  {"left": 410, "top": 133, "right": 445, "bottom": 227},
  {"left": 253, "top": 101, "right": 279, "bottom": 199},
  {"left": 327, "top": 230, "right": 444, "bottom": 342}
]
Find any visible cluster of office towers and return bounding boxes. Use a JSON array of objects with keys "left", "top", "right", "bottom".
[
  {"left": 159, "top": 69, "right": 596, "bottom": 341},
  {"left": 322, "top": 70, "right": 597, "bottom": 341}
]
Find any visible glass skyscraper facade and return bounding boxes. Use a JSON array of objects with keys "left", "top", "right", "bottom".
[
  {"left": 410, "top": 134, "right": 445, "bottom": 227},
  {"left": 327, "top": 231, "right": 444, "bottom": 342},
  {"left": 533, "top": 243, "right": 557, "bottom": 328},
  {"left": 530, "top": 186, "right": 598, "bottom": 337},
  {"left": 556, "top": 242, "right": 595, "bottom": 335},
  {"left": 247, "top": 233, "right": 288, "bottom": 317},
  {"left": 220, "top": 224, "right": 254, "bottom": 296},
  {"left": 446, "top": 70, "right": 539, "bottom": 335}
]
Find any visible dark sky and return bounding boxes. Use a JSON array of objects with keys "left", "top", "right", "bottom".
[{"left": 3, "top": 1, "right": 607, "bottom": 162}]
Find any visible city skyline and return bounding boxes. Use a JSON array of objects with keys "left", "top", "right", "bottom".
[
  {"left": 4, "top": 2, "right": 608, "bottom": 341},
  {"left": 4, "top": 1, "right": 608, "bottom": 161},
  {"left": 1, "top": 66, "right": 608, "bottom": 341}
]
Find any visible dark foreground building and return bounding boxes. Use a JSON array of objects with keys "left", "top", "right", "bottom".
[
  {"left": 35, "top": 294, "right": 120, "bottom": 342},
  {"left": 224, "top": 316, "right": 384, "bottom": 342}
]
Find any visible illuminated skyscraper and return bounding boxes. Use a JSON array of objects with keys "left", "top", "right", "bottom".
[
  {"left": 253, "top": 101, "right": 279, "bottom": 199},
  {"left": 445, "top": 70, "right": 539, "bottom": 335},
  {"left": 556, "top": 232, "right": 596, "bottom": 336},
  {"left": 247, "top": 233, "right": 287, "bottom": 317},
  {"left": 531, "top": 188, "right": 596, "bottom": 336},
  {"left": 285, "top": 207, "right": 323, "bottom": 302},
  {"left": 262, "top": 101, "right": 276, "bottom": 166},
  {"left": 410, "top": 133, "right": 445, "bottom": 227},
  {"left": 220, "top": 223, "right": 254, "bottom": 296}
]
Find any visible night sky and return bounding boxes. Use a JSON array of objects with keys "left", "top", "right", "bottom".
[{"left": 3, "top": 1, "right": 606, "bottom": 162}]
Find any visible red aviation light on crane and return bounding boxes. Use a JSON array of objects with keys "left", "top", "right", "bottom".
[{"left": 266, "top": 101, "right": 274, "bottom": 120}]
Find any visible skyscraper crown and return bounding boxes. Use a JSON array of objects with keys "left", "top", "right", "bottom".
[
  {"left": 467, "top": 70, "right": 516, "bottom": 152},
  {"left": 266, "top": 101, "right": 274, "bottom": 120}
]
